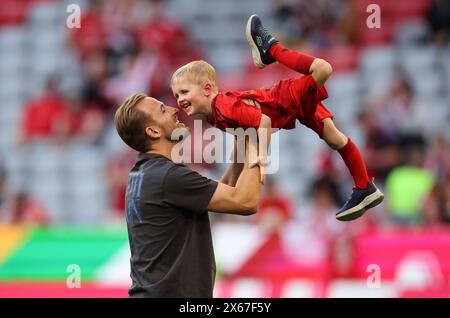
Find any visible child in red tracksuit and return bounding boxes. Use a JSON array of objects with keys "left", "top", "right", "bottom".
[{"left": 170, "top": 14, "right": 384, "bottom": 221}]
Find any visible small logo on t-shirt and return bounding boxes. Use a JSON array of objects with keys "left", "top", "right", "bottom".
[{"left": 126, "top": 171, "right": 144, "bottom": 224}]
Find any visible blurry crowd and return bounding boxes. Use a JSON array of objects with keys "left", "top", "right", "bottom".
[
  {"left": 1, "top": 0, "right": 203, "bottom": 224},
  {"left": 0, "top": 0, "right": 450, "bottom": 238},
  {"left": 18, "top": 0, "right": 201, "bottom": 148},
  {"left": 272, "top": 0, "right": 359, "bottom": 47}
]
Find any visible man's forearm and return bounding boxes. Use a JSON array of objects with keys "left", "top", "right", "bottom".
[
  {"left": 220, "top": 136, "right": 244, "bottom": 186},
  {"left": 234, "top": 159, "right": 261, "bottom": 209},
  {"left": 220, "top": 162, "right": 244, "bottom": 186},
  {"left": 233, "top": 136, "right": 263, "bottom": 208},
  {"left": 208, "top": 136, "right": 263, "bottom": 214}
]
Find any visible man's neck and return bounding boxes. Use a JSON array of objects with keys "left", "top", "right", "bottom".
[{"left": 145, "top": 142, "right": 174, "bottom": 161}]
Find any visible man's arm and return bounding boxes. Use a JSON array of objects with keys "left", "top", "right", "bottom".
[
  {"left": 220, "top": 137, "right": 244, "bottom": 186},
  {"left": 234, "top": 99, "right": 271, "bottom": 184},
  {"left": 309, "top": 58, "right": 333, "bottom": 86},
  {"left": 208, "top": 138, "right": 262, "bottom": 215},
  {"left": 220, "top": 162, "right": 244, "bottom": 187},
  {"left": 221, "top": 99, "right": 268, "bottom": 186}
]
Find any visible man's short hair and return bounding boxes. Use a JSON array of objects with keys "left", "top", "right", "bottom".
[
  {"left": 171, "top": 60, "right": 217, "bottom": 88},
  {"left": 114, "top": 92, "right": 151, "bottom": 152}
]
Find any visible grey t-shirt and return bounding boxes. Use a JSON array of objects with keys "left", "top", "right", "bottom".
[{"left": 125, "top": 153, "right": 218, "bottom": 298}]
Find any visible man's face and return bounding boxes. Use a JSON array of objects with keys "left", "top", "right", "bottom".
[
  {"left": 137, "top": 97, "right": 187, "bottom": 142},
  {"left": 171, "top": 77, "right": 207, "bottom": 116}
]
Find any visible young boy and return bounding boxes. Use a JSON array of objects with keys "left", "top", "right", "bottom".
[{"left": 171, "top": 14, "right": 384, "bottom": 221}]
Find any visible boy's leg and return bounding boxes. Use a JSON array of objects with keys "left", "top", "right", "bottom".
[
  {"left": 322, "top": 119, "right": 368, "bottom": 189},
  {"left": 269, "top": 44, "right": 315, "bottom": 75},
  {"left": 322, "top": 119, "right": 384, "bottom": 221}
]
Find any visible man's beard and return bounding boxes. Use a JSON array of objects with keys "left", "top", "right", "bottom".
[{"left": 169, "top": 126, "right": 190, "bottom": 143}]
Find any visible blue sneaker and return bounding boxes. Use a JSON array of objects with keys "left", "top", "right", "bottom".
[
  {"left": 336, "top": 179, "right": 384, "bottom": 221},
  {"left": 246, "top": 14, "right": 279, "bottom": 69}
]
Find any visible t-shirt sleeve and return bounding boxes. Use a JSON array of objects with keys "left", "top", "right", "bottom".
[
  {"left": 232, "top": 99, "right": 262, "bottom": 128},
  {"left": 163, "top": 164, "right": 218, "bottom": 214},
  {"left": 215, "top": 94, "right": 262, "bottom": 128}
]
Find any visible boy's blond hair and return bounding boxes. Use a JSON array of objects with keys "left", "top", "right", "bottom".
[{"left": 171, "top": 60, "right": 218, "bottom": 90}]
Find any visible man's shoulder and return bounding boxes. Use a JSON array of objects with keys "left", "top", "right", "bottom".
[
  {"left": 138, "top": 155, "right": 199, "bottom": 189},
  {"left": 165, "top": 162, "right": 193, "bottom": 178},
  {"left": 164, "top": 162, "right": 217, "bottom": 193},
  {"left": 138, "top": 153, "right": 179, "bottom": 177},
  {"left": 167, "top": 163, "right": 216, "bottom": 184}
]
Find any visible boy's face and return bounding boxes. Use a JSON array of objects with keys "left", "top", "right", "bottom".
[{"left": 172, "top": 77, "right": 209, "bottom": 116}]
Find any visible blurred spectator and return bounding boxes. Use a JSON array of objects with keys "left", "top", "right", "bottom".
[
  {"left": 0, "top": 192, "right": 49, "bottom": 226},
  {"left": 272, "top": 0, "right": 356, "bottom": 47},
  {"left": 137, "top": 0, "right": 203, "bottom": 70},
  {"left": 101, "top": 0, "right": 138, "bottom": 50},
  {"left": 427, "top": 0, "right": 450, "bottom": 46},
  {"left": 302, "top": 176, "right": 343, "bottom": 232},
  {"left": 67, "top": 95, "right": 107, "bottom": 145},
  {"left": 425, "top": 134, "right": 450, "bottom": 183},
  {"left": 385, "top": 140, "right": 435, "bottom": 225},
  {"left": 273, "top": 0, "right": 327, "bottom": 47},
  {"left": 103, "top": 49, "right": 169, "bottom": 105},
  {"left": 81, "top": 51, "right": 111, "bottom": 111},
  {"left": 334, "top": 0, "right": 358, "bottom": 44},
  {"left": 423, "top": 177, "right": 450, "bottom": 225},
  {"left": 357, "top": 109, "right": 401, "bottom": 183},
  {"left": 374, "top": 74, "right": 426, "bottom": 137},
  {"left": 422, "top": 135, "right": 450, "bottom": 225},
  {"left": 254, "top": 177, "right": 294, "bottom": 233},
  {"left": 437, "top": 176, "right": 450, "bottom": 223},
  {"left": 20, "top": 79, "right": 76, "bottom": 145},
  {"left": 69, "top": 0, "right": 107, "bottom": 60}
]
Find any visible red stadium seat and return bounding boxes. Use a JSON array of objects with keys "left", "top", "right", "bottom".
[
  {"left": 0, "top": 0, "right": 38, "bottom": 26},
  {"left": 318, "top": 45, "right": 359, "bottom": 73},
  {"left": 389, "top": 0, "right": 434, "bottom": 21}
]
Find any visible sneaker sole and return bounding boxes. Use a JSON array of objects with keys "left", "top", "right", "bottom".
[
  {"left": 246, "top": 14, "right": 266, "bottom": 69},
  {"left": 336, "top": 189, "right": 384, "bottom": 222}
]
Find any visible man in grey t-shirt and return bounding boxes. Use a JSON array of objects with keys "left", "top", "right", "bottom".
[{"left": 114, "top": 93, "right": 262, "bottom": 297}]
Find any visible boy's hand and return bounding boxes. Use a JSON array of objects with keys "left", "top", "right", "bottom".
[
  {"left": 242, "top": 98, "right": 261, "bottom": 109},
  {"left": 249, "top": 155, "right": 267, "bottom": 184}
]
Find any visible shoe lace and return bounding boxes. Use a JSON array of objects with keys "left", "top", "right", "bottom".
[{"left": 259, "top": 26, "right": 273, "bottom": 42}]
